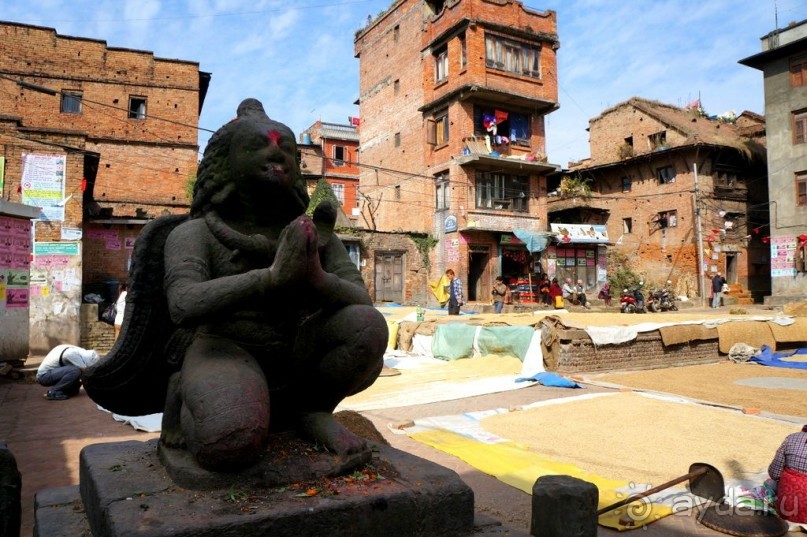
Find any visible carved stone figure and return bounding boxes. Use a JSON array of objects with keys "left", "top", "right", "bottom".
[{"left": 83, "top": 99, "right": 387, "bottom": 474}]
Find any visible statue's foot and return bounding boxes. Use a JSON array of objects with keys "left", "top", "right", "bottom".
[{"left": 299, "top": 412, "right": 372, "bottom": 469}]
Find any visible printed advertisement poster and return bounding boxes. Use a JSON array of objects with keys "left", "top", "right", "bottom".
[
  {"left": 21, "top": 153, "right": 66, "bottom": 221},
  {"left": 770, "top": 236, "right": 797, "bottom": 278},
  {"left": 0, "top": 156, "right": 4, "bottom": 194},
  {"left": 0, "top": 216, "right": 32, "bottom": 270}
]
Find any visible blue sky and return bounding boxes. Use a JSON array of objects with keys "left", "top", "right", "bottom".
[{"left": 4, "top": 0, "right": 804, "bottom": 167}]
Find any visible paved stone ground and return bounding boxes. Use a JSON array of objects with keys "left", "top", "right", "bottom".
[
  {"left": 2, "top": 303, "right": 797, "bottom": 536},
  {"left": 1, "top": 375, "right": 738, "bottom": 536}
]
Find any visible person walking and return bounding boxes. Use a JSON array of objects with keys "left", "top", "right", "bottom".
[
  {"left": 114, "top": 282, "right": 127, "bottom": 339},
  {"left": 491, "top": 276, "right": 508, "bottom": 314},
  {"left": 711, "top": 272, "right": 726, "bottom": 308},
  {"left": 446, "top": 269, "right": 463, "bottom": 315}
]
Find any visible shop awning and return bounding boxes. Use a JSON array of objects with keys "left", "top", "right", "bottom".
[
  {"left": 512, "top": 229, "right": 554, "bottom": 252},
  {"left": 549, "top": 223, "right": 610, "bottom": 244}
]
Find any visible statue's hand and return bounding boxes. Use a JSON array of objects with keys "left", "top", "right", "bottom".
[{"left": 268, "top": 216, "right": 322, "bottom": 291}]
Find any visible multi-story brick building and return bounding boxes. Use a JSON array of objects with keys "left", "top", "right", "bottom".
[
  {"left": 300, "top": 121, "right": 361, "bottom": 212},
  {"left": 557, "top": 98, "right": 768, "bottom": 302},
  {"left": 0, "top": 21, "right": 208, "bottom": 353},
  {"left": 354, "top": 0, "right": 560, "bottom": 304},
  {"left": 740, "top": 19, "right": 807, "bottom": 305}
]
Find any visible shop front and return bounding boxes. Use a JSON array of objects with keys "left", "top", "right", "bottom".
[{"left": 546, "top": 224, "right": 610, "bottom": 293}]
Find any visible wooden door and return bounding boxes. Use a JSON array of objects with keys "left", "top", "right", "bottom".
[{"left": 374, "top": 253, "right": 404, "bottom": 303}]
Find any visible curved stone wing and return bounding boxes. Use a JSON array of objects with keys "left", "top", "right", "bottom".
[{"left": 83, "top": 214, "right": 191, "bottom": 416}]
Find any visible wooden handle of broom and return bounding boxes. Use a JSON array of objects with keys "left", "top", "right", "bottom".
[{"left": 597, "top": 466, "right": 708, "bottom": 516}]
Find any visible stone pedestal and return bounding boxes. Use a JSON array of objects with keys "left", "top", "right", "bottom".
[
  {"left": 35, "top": 438, "right": 476, "bottom": 537},
  {"left": 530, "top": 475, "right": 598, "bottom": 537}
]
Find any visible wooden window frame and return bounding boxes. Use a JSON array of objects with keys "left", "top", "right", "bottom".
[
  {"left": 333, "top": 145, "right": 346, "bottom": 166},
  {"left": 797, "top": 171, "right": 807, "bottom": 207},
  {"left": 435, "top": 47, "right": 448, "bottom": 83},
  {"left": 435, "top": 173, "right": 449, "bottom": 210},
  {"left": 128, "top": 96, "right": 147, "bottom": 120},
  {"left": 60, "top": 91, "right": 82, "bottom": 114},
  {"left": 331, "top": 182, "right": 345, "bottom": 205},
  {"left": 791, "top": 54, "right": 807, "bottom": 87},
  {"left": 657, "top": 165, "right": 676, "bottom": 184},
  {"left": 794, "top": 109, "right": 807, "bottom": 145}
]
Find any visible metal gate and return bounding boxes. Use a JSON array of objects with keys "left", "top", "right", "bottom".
[{"left": 374, "top": 252, "right": 404, "bottom": 303}]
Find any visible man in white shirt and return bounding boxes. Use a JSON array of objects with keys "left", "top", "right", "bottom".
[{"left": 36, "top": 344, "right": 100, "bottom": 400}]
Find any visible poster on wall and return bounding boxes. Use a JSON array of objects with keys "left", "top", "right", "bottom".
[
  {"left": 32, "top": 242, "right": 82, "bottom": 295},
  {"left": 21, "top": 153, "right": 67, "bottom": 222},
  {"left": 0, "top": 156, "right": 5, "bottom": 194},
  {"left": 770, "top": 236, "right": 797, "bottom": 278},
  {"left": 0, "top": 216, "right": 32, "bottom": 309}
]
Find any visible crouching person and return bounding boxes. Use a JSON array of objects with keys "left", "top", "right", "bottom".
[{"left": 37, "top": 345, "right": 100, "bottom": 400}]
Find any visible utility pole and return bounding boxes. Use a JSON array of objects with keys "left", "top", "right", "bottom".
[{"left": 694, "top": 163, "right": 706, "bottom": 307}]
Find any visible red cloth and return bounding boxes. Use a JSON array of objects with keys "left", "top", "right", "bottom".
[{"left": 778, "top": 467, "right": 807, "bottom": 523}]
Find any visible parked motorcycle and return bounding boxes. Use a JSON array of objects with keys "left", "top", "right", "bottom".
[
  {"left": 620, "top": 283, "right": 646, "bottom": 314},
  {"left": 648, "top": 284, "right": 678, "bottom": 312}
]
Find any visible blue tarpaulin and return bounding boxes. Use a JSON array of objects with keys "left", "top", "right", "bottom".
[
  {"left": 751, "top": 345, "right": 807, "bottom": 370},
  {"left": 512, "top": 229, "right": 552, "bottom": 252}
]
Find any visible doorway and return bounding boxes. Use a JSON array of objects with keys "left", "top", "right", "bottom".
[
  {"left": 468, "top": 247, "right": 490, "bottom": 302},
  {"left": 726, "top": 253, "right": 738, "bottom": 284},
  {"left": 374, "top": 252, "right": 404, "bottom": 303}
]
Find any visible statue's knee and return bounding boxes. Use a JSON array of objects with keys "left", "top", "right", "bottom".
[{"left": 331, "top": 304, "right": 388, "bottom": 353}]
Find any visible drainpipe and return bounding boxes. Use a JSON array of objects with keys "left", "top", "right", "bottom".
[{"left": 694, "top": 163, "right": 706, "bottom": 307}]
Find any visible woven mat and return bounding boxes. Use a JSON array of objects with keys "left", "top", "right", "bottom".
[
  {"left": 717, "top": 321, "right": 776, "bottom": 354},
  {"left": 768, "top": 317, "right": 807, "bottom": 343},
  {"left": 659, "top": 324, "right": 718, "bottom": 346}
]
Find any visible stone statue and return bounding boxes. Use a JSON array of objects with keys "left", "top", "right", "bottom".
[{"left": 83, "top": 99, "right": 387, "bottom": 474}]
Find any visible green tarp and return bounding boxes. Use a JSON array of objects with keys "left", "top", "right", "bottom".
[{"left": 432, "top": 324, "right": 535, "bottom": 362}]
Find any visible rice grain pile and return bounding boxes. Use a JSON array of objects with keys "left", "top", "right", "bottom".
[
  {"left": 480, "top": 392, "right": 800, "bottom": 486},
  {"left": 595, "top": 362, "right": 807, "bottom": 418}
]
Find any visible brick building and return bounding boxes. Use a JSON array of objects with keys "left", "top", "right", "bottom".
[
  {"left": 300, "top": 121, "right": 361, "bottom": 212},
  {"left": 740, "top": 19, "right": 807, "bottom": 305},
  {"left": 354, "top": 0, "right": 560, "bottom": 305},
  {"left": 557, "top": 98, "right": 768, "bottom": 301},
  {"left": 0, "top": 21, "right": 208, "bottom": 353}
]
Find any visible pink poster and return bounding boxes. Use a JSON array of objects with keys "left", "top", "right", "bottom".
[{"left": 6, "top": 288, "right": 29, "bottom": 308}]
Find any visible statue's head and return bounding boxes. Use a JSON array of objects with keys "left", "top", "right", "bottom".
[{"left": 191, "top": 98, "right": 310, "bottom": 219}]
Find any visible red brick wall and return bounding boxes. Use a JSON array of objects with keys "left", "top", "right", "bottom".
[
  {"left": 355, "top": 0, "right": 430, "bottom": 233},
  {"left": 0, "top": 21, "right": 201, "bottom": 220}
]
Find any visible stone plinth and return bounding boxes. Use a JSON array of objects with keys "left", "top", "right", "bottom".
[{"left": 35, "top": 439, "right": 475, "bottom": 537}]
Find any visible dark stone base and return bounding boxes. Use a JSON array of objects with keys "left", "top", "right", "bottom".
[
  {"left": 35, "top": 439, "right": 477, "bottom": 537},
  {"left": 157, "top": 431, "right": 372, "bottom": 491}
]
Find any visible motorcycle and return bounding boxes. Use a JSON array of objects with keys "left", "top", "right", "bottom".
[
  {"left": 648, "top": 286, "right": 678, "bottom": 312},
  {"left": 620, "top": 284, "right": 646, "bottom": 314}
]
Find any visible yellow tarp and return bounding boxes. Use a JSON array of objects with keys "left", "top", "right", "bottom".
[
  {"left": 429, "top": 275, "right": 450, "bottom": 306},
  {"left": 408, "top": 429, "right": 674, "bottom": 531}
]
